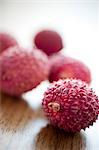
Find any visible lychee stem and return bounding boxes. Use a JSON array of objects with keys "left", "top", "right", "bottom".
[{"left": 48, "top": 102, "right": 60, "bottom": 112}]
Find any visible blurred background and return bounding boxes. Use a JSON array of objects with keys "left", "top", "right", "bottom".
[{"left": 0, "top": 0, "right": 98, "bottom": 107}]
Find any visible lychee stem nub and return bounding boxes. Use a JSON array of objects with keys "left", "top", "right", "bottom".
[{"left": 48, "top": 102, "right": 60, "bottom": 112}]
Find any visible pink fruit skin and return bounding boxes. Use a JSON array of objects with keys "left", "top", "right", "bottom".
[
  {"left": 0, "top": 33, "right": 18, "bottom": 53},
  {"left": 42, "top": 79, "right": 99, "bottom": 132},
  {"left": 49, "top": 54, "right": 91, "bottom": 84},
  {"left": 0, "top": 46, "right": 49, "bottom": 96},
  {"left": 34, "top": 30, "right": 63, "bottom": 56}
]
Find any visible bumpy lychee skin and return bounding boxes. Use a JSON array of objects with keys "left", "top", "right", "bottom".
[
  {"left": 42, "top": 79, "right": 99, "bottom": 132},
  {"left": 34, "top": 30, "right": 63, "bottom": 56},
  {"left": 0, "top": 46, "right": 49, "bottom": 96},
  {"left": 0, "top": 33, "right": 18, "bottom": 53},
  {"left": 49, "top": 54, "right": 91, "bottom": 84}
]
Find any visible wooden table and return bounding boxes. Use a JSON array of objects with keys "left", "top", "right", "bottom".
[{"left": 0, "top": 90, "right": 99, "bottom": 150}]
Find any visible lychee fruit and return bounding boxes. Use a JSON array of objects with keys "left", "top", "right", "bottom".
[
  {"left": 0, "top": 46, "right": 49, "bottom": 96},
  {"left": 34, "top": 30, "right": 63, "bottom": 56},
  {"left": 49, "top": 54, "right": 91, "bottom": 84},
  {"left": 0, "top": 33, "right": 18, "bottom": 53},
  {"left": 42, "top": 79, "right": 99, "bottom": 132}
]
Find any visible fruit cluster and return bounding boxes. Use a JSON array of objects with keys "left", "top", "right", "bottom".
[{"left": 0, "top": 30, "right": 99, "bottom": 132}]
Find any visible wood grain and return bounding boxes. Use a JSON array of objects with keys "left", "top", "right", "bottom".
[
  {"left": 35, "top": 125, "right": 86, "bottom": 150},
  {"left": 0, "top": 93, "right": 99, "bottom": 150},
  {"left": 0, "top": 93, "right": 46, "bottom": 150}
]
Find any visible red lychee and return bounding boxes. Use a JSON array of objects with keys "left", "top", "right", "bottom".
[
  {"left": 49, "top": 54, "right": 91, "bottom": 84},
  {"left": 42, "top": 79, "right": 99, "bottom": 132},
  {"left": 0, "top": 46, "right": 49, "bottom": 96},
  {"left": 0, "top": 33, "right": 18, "bottom": 53},
  {"left": 34, "top": 30, "right": 63, "bottom": 56}
]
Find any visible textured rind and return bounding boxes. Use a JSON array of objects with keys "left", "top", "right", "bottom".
[
  {"left": 0, "top": 46, "right": 49, "bottom": 96},
  {"left": 49, "top": 54, "right": 91, "bottom": 84},
  {"left": 34, "top": 30, "right": 63, "bottom": 56},
  {"left": 42, "top": 79, "right": 99, "bottom": 132},
  {"left": 0, "top": 33, "right": 18, "bottom": 53}
]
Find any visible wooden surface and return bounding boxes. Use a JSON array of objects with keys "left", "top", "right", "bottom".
[{"left": 0, "top": 93, "right": 99, "bottom": 150}]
